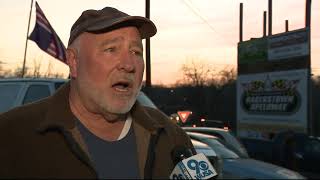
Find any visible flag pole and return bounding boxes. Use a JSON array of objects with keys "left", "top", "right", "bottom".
[{"left": 22, "top": 0, "right": 34, "bottom": 78}]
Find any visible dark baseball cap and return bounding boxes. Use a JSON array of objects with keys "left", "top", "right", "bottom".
[{"left": 68, "top": 7, "right": 157, "bottom": 46}]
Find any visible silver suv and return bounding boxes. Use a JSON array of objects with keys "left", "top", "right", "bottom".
[
  {"left": 0, "top": 78, "right": 156, "bottom": 113},
  {"left": 0, "top": 78, "right": 66, "bottom": 113}
]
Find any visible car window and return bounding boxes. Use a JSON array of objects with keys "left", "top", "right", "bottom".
[
  {"left": 192, "top": 139, "right": 217, "bottom": 157},
  {"left": 203, "top": 138, "right": 240, "bottom": 159},
  {"left": 23, "top": 85, "right": 51, "bottom": 104},
  {"left": 54, "top": 82, "right": 66, "bottom": 90},
  {"left": 0, "top": 84, "right": 22, "bottom": 113},
  {"left": 206, "top": 132, "right": 225, "bottom": 141},
  {"left": 207, "top": 131, "right": 249, "bottom": 157},
  {"left": 185, "top": 128, "right": 249, "bottom": 158},
  {"left": 137, "top": 92, "right": 157, "bottom": 109},
  {"left": 185, "top": 129, "right": 226, "bottom": 141},
  {"left": 304, "top": 139, "right": 320, "bottom": 154}
]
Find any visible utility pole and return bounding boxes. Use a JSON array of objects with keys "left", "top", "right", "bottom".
[
  {"left": 263, "top": 11, "right": 267, "bottom": 37},
  {"left": 305, "top": 0, "right": 311, "bottom": 28},
  {"left": 268, "top": 0, "right": 272, "bottom": 36},
  {"left": 239, "top": 3, "right": 243, "bottom": 42},
  {"left": 145, "top": 0, "right": 151, "bottom": 87}
]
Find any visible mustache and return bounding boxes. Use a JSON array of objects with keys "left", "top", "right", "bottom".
[{"left": 111, "top": 74, "right": 136, "bottom": 87}]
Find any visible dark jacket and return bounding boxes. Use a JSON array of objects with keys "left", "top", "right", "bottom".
[{"left": 0, "top": 82, "right": 194, "bottom": 178}]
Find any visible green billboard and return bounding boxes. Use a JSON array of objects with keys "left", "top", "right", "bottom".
[{"left": 238, "top": 38, "right": 267, "bottom": 64}]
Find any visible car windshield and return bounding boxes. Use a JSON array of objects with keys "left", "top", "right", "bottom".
[
  {"left": 184, "top": 128, "right": 249, "bottom": 158},
  {"left": 0, "top": 83, "right": 22, "bottom": 113},
  {"left": 202, "top": 137, "right": 240, "bottom": 159},
  {"left": 192, "top": 139, "right": 217, "bottom": 157},
  {"left": 137, "top": 92, "right": 157, "bottom": 109}
]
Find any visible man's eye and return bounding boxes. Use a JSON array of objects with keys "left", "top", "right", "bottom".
[
  {"left": 104, "top": 47, "right": 115, "bottom": 52},
  {"left": 131, "top": 50, "right": 142, "bottom": 56}
]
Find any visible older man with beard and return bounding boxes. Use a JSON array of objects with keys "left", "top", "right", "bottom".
[{"left": 0, "top": 6, "right": 194, "bottom": 179}]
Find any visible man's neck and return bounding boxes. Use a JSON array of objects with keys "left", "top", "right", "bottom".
[{"left": 69, "top": 92, "right": 126, "bottom": 141}]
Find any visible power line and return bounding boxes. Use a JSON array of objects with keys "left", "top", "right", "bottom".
[
  {"left": 181, "top": 0, "right": 219, "bottom": 34},
  {"left": 180, "top": 0, "right": 233, "bottom": 45}
]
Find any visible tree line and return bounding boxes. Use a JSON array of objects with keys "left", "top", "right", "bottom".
[{"left": 0, "top": 59, "right": 65, "bottom": 78}]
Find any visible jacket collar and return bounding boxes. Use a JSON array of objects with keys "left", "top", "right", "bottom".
[
  {"left": 37, "top": 81, "right": 164, "bottom": 133},
  {"left": 37, "top": 81, "right": 76, "bottom": 132},
  {"left": 131, "top": 101, "right": 165, "bottom": 134}
]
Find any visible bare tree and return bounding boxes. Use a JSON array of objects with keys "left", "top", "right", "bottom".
[
  {"left": 207, "top": 73, "right": 221, "bottom": 86},
  {"left": 0, "top": 61, "right": 17, "bottom": 78},
  {"left": 44, "top": 60, "right": 53, "bottom": 78},
  {"left": 0, "top": 62, "right": 5, "bottom": 78},
  {"left": 13, "top": 66, "right": 27, "bottom": 78},
  {"left": 177, "top": 58, "right": 237, "bottom": 87},
  {"left": 312, "top": 75, "right": 320, "bottom": 88},
  {"left": 0, "top": 61, "right": 3, "bottom": 77},
  {"left": 180, "top": 58, "right": 212, "bottom": 87},
  {"left": 32, "top": 58, "right": 42, "bottom": 78},
  {"left": 217, "top": 66, "right": 237, "bottom": 85},
  {"left": 0, "top": 61, "right": 3, "bottom": 71}
]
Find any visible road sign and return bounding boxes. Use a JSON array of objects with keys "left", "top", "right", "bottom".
[{"left": 177, "top": 111, "right": 192, "bottom": 123}]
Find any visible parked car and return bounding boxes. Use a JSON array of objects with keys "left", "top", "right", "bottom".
[
  {"left": 0, "top": 78, "right": 156, "bottom": 113},
  {"left": 0, "top": 78, "right": 66, "bottom": 113},
  {"left": 187, "top": 132, "right": 305, "bottom": 179},
  {"left": 183, "top": 127, "right": 249, "bottom": 157},
  {"left": 241, "top": 131, "right": 320, "bottom": 179},
  {"left": 287, "top": 134, "right": 320, "bottom": 176},
  {"left": 286, "top": 133, "right": 320, "bottom": 179},
  {"left": 240, "top": 137, "right": 274, "bottom": 163},
  {"left": 191, "top": 139, "right": 223, "bottom": 179}
]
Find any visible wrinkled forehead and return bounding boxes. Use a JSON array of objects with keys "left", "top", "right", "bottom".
[
  {"left": 71, "top": 27, "right": 143, "bottom": 52},
  {"left": 84, "top": 26, "right": 142, "bottom": 42}
]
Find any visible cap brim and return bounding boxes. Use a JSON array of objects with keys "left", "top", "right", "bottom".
[{"left": 86, "top": 16, "right": 157, "bottom": 39}]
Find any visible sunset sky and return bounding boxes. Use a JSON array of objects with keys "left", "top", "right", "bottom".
[{"left": 0, "top": 0, "right": 319, "bottom": 85}]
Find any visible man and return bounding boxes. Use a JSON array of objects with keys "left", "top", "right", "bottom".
[{"left": 0, "top": 7, "right": 194, "bottom": 178}]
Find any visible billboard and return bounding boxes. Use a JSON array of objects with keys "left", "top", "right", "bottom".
[
  {"left": 238, "top": 38, "right": 267, "bottom": 64},
  {"left": 237, "top": 69, "right": 308, "bottom": 139},
  {"left": 268, "top": 29, "right": 309, "bottom": 61},
  {"left": 238, "top": 28, "right": 309, "bottom": 64}
]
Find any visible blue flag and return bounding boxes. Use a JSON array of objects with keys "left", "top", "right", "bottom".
[{"left": 29, "top": 2, "right": 67, "bottom": 63}]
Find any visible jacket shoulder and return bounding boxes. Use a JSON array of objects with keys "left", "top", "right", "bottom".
[
  {"left": 0, "top": 98, "right": 50, "bottom": 130},
  {"left": 142, "top": 106, "right": 193, "bottom": 149}
]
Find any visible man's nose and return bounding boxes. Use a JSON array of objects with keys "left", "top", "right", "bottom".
[{"left": 117, "top": 52, "right": 135, "bottom": 73}]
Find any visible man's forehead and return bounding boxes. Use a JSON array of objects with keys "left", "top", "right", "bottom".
[
  {"left": 85, "top": 27, "right": 141, "bottom": 40},
  {"left": 101, "top": 28, "right": 142, "bottom": 44},
  {"left": 99, "top": 36, "right": 143, "bottom": 48}
]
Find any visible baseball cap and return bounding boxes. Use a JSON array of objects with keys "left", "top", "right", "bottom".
[{"left": 68, "top": 7, "right": 157, "bottom": 45}]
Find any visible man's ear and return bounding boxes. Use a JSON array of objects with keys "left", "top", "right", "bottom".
[{"left": 66, "top": 48, "right": 78, "bottom": 78}]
